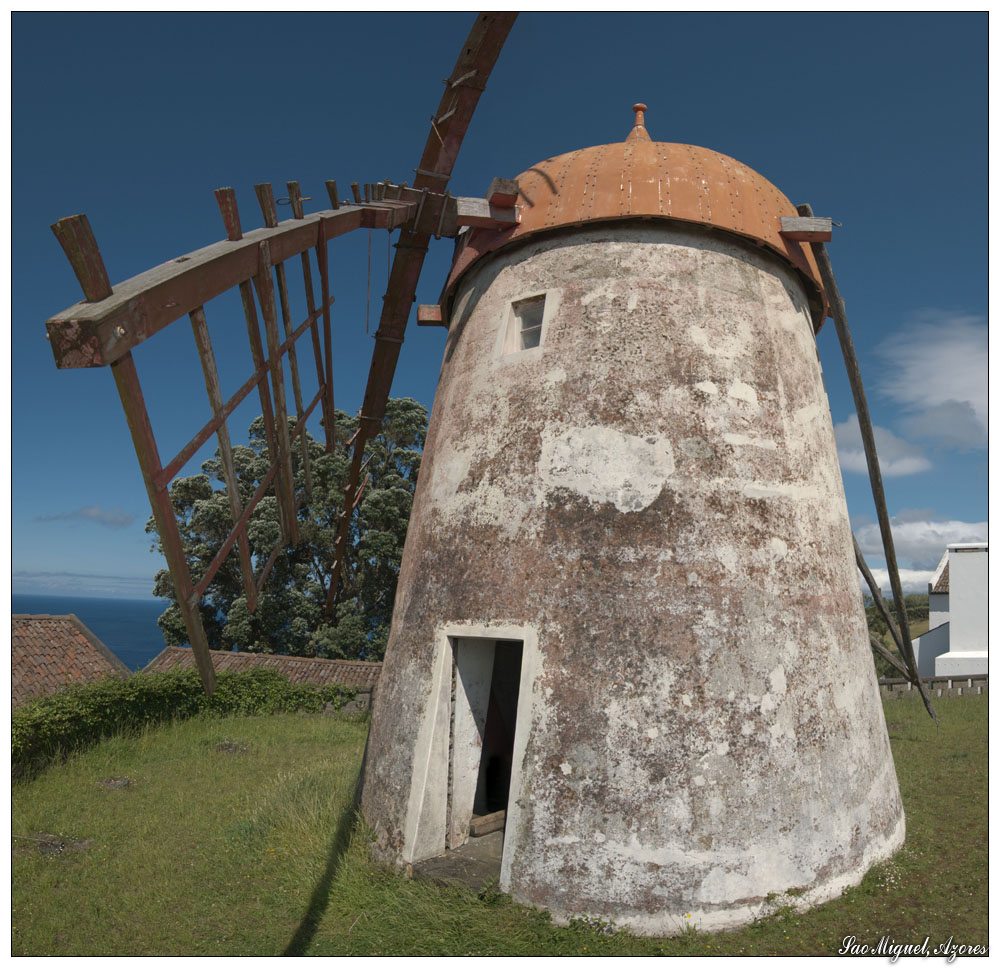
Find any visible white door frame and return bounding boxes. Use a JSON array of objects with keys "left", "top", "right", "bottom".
[{"left": 400, "top": 621, "right": 542, "bottom": 891}]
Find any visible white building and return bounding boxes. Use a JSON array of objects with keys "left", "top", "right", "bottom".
[{"left": 913, "top": 543, "right": 988, "bottom": 676}]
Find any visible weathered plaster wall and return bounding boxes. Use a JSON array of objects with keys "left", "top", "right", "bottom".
[{"left": 361, "top": 222, "right": 903, "bottom": 933}]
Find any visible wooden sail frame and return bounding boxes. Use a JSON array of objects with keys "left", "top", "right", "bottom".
[{"left": 45, "top": 12, "right": 519, "bottom": 694}]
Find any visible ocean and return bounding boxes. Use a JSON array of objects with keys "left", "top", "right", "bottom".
[{"left": 12, "top": 594, "right": 171, "bottom": 672}]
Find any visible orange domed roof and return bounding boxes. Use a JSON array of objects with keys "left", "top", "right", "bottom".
[{"left": 446, "top": 105, "right": 828, "bottom": 325}]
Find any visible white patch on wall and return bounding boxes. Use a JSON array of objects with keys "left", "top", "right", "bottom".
[
  {"left": 768, "top": 666, "right": 787, "bottom": 695},
  {"left": 537, "top": 425, "right": 675, "bottom": 512},
  {"left": 793, "top": 402, "right": 824, "bottom": 426},
  {"left": 723, "top": 433, "right": 777, "bottom": 451},
  {"left": 727, "top": 380, "right": 760, "bottom": 409},
  {"left": 767, "top": 537, "right": 788, "bottom": 561},
  {"left": 544, "top": 366, "right": 568, "bottom": 387}
]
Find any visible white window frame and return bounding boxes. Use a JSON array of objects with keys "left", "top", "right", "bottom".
[{"left": 498, "top": 290, "right": 559, "bottom": 358}]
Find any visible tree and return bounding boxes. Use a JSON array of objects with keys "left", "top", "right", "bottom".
[
  {"left": 148, "top": 397, "right": 427, "bottom": 660},
  {"left": 863, "top": 592, "right": 930, "bottom": 677}
]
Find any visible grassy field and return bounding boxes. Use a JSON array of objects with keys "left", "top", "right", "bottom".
[{"left": 12, "top": 696, "right": 988, "bottom": 956}]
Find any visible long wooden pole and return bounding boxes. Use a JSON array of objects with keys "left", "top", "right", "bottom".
[
  {"left": 112, "top": 353, "right": 217, "bottom": 694},
  {"left": 324, "top": 11, "right": 519, "bottom": 614},
  {"left": 800, "top": 203, "right": 936, "bottom": 722}
]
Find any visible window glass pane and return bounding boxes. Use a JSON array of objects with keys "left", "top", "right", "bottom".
[
  {"left": 520, "top": 326, "right": 542, "bottom": 350},
  {"left": 515, "top": 297, "right": 544, "bottom": 332}
]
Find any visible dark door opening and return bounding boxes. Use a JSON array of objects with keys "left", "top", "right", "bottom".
[{"left": 472, "top": 640, "right": 523, "bottom": 827}]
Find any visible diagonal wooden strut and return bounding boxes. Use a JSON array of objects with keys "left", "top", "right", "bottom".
[
  {"left": 797, "top": 203, "right": 937, "bottom": 722},
  {"left": 323, "top": 11, "right": 519, "bottom": 614},
  {"left": 112, "top": 352, "right": 218, "bottom": 694},
  {"left": 190, "top": 305, "right": 258, "bottom": 614}
]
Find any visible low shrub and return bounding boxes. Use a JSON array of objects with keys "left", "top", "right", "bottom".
[{"left": 12, "top": 667, "right": 355, "bottom": 779}]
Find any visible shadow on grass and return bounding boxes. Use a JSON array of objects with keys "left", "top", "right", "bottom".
[
  {"left": 284, "top": 732, "right": 371, "bottom": 957},
  {"left": 283, "top": 797, "right": 359, "bottom": 956}
]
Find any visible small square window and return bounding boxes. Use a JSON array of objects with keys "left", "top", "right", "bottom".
[{"left": 505, "top": 294, "right": 546, "bottom": 355}]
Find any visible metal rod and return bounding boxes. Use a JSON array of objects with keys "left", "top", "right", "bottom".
[
  {"left": 801, "top": 202, "right": 937, "bottom": 723},
  {"left": 190, "top": 305, "right": 258, "bottom": 613},
  {"left": 111, "top": 352, "right": 216, "bottom": 694}
]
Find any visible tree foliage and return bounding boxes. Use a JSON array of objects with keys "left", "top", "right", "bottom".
[
  {"left": 863, "top": 593, "right": 929, "bottom": 677},
  {"left": 148, "top": 398, "right": 427, "bottom": 660}
]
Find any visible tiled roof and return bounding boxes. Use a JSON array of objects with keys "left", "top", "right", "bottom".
[
  {"left": 932, "top": 561, "right": 950, "bottom": 594},
  {"left": 142, "top": 646, "right": 382, "bottom": 691},
  {"left": 12, "top": 614, "right": 131, "bottom": 709}
]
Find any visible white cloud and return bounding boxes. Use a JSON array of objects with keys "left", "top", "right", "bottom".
[
  {"left": 34, "top": 505, "right": 135, "bottom": 529},
  {"left": 857, "top": 568, "right": 936, "bottom": 596},
  {"left": 833, "top": 414, "right": 931, "bottom": 477},
  {"left": 876, "top": 311, "right": 987, "bottom": 450},
  {"left": 855, "top": 513, "right": 988, "bottom": 570}
]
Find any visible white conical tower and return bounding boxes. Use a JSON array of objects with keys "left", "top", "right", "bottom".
[{"left": 361, "top": 105, "right": 903, "bottom": 933}]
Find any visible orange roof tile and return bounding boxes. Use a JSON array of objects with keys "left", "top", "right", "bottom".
[
  {"left": 12, "top": 614, "right": 130, "bottom": 708},
  {"left": 142, "top": 646, "right": 382, "bottom": 692},
  {"left": 932, "top": 561, "right": 950, "bottom": 594}
]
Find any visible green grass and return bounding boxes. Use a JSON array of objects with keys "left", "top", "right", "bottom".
[{"left": 12, "top": 697, "right": 988, "bottom": 956}]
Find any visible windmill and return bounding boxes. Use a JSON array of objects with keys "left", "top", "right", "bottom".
[{"left": 45, "top": 10, "right": 931, "bottom": 932}]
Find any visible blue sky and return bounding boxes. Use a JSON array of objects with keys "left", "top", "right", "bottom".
[{"left": 11, "top": 11, "right": 988, "bottom": 599}]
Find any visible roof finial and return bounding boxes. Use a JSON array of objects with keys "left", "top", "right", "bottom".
[{"left": 627, "top": 102, "right": 651, "bottom": 143}]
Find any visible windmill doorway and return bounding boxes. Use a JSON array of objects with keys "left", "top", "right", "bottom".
[{"left": 448, "top": 638, "right": 523, "bottom": 850}]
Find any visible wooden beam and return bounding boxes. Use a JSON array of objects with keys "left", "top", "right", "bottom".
[
  {"left": 46, "top": 206, "right": 367, "bottom": 369},
  {"left": 453, "top": 195, "right": 518, "bottom": 229},
  {"left": 111, "top": 352, "right": 217, "bottom": 695},
  {"left": 779, "top": 216, "right": 833, "bottom": 242},
  {"left": 50, "top": 214, "right": 113, "bottom": 302},
  {"left": 373, "top": 184, "right": 517, "bottom": 233},
  {"left": 190, "top": 305, "right": 258, "bottom": 613},
  {"left": 417, "top": 304, "right": 446, "bottom": 327},
  {"left": 486, "top": 177, "right": 519, "bottom": 208}
]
